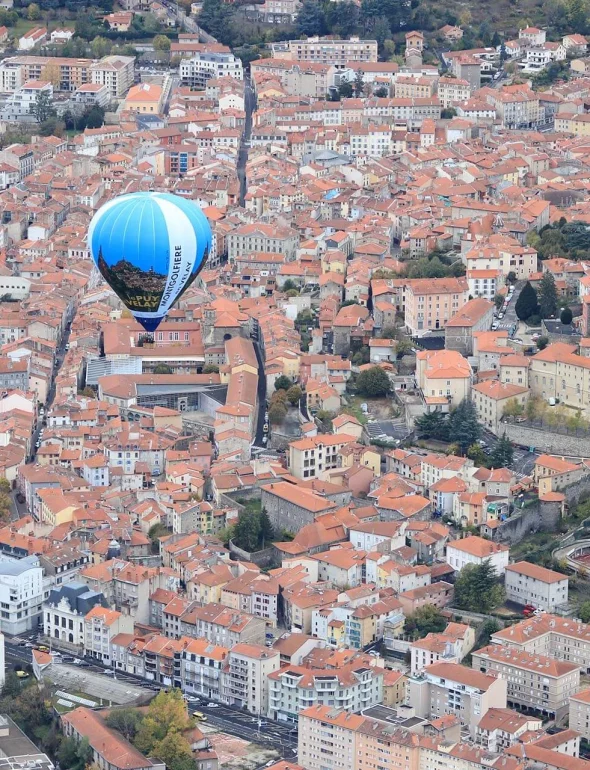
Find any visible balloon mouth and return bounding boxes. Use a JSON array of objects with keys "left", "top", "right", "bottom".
[{"left": 136, "top": 316, "right": 163, "bottom": 333}]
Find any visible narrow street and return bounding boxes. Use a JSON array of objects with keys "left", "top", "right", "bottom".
[{"left": 238, "top": 73, "right": 255, "bottom": 207}]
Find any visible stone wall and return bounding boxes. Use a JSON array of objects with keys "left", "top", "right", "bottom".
[
  {"left": 504, "top": 423, "right": 590, "bottom": 456},
  {"left": 229, "top": 539, "right": 277, "bottom": 569},
  {"left": 490, "top": 499, "right": 561, "bottom": 544},
  {"left": 491, "top": 472, "right": 590, "bottom": 545}
]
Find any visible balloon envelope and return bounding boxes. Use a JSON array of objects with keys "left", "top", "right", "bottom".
[{"left": 88, "top": 192, "right": 211, "bottom": 332}]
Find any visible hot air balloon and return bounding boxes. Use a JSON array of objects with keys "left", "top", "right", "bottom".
[{"left": 88, "top": 192, "right": 211, "bottom": 332}]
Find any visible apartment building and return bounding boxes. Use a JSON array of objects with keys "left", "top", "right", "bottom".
[
  {"left": 416, "top": 349, "right": 472, "bottom": 407},
  {"left": 224, "top": 644, "right": 280, "bottom": 714},
  {"left": 505, "top": 561, "right": 569, "bottom": 610},
  {"left": 406, "top": 661, "right": 507, "bottom": 736},
  {"left": 569, "top": 688, "right": 590, "bottom": 740},
  {"left": 491, "top": 614, "right": 590, "bottom": 671},
  {"left": 180, "top": 51, "right": 243, "bottom": 88},
  {"left": 268, "top": 660, "right": 383, "bottom": 723},
  {"left": 90, "top": 55, "right": 135, "bottom": 98},
  {"left": 472, "top": 644, "right": 580, "bottom": 717},
  {"left": 488, "top": 85, "right": 540, "bottom": 129},
  {"left": 177, "top": 636, "right": 228, "bottom": 699},
  {"left": 299, "top": 706, "right": 363, "bottom": 770},
  {"left": 475, "top": 708, "right": 543, "bottom": 752},
  {"left": 530, "top": 343, "right": 590, "bottom": 414},
  {"left": 0, "top": 56, "right": 93, "bottom": 92},
  {"left": 437, "top": 77, "right": 470, "bottom": 107},
  {"left": 534, "top": 454, "right": 584, "bottom": 494},
  {"left": 227, "top": 223, "right": 298, "bottom": 261},
  {"left": 404, "top": 277, "right": 469, "bottom": 335},
  {"left": 1, "top": 80, "right": 53, "bottom": 121},
  {"left": 288, "top": 433, "right": 357, "bottom": 479},
  {"left": 446, "top": 536, "right": 510, "bottom": 574},
  {"left": 44, "top": 582, "right": 107, "bottom": 649},
  {"left": 410, "top": 623, "right": 475, "bottom": 675},
  {"left": 0, "top": 555, "right": 43, "bottom": 634},
  {"left": 83, "top": 606, "right": 133, "bottom": 665},
  {"left": 271, "top": 36, "right": 378, "bottom": 63},
  {"left": 179, "top": 603, "right": 267, "bottom": 647},
  {"left": 472, "top": 380, "right": 529, "bottom": 434}
]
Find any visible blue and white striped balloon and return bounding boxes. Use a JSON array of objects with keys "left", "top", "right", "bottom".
[{"left": 88, "top": 192, "right": 211, "bottom": 332}]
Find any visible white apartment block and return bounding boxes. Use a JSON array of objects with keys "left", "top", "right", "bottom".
[
  {"left": 90, "top": 55, "right": 134, "bottom": 98},
  {"left": 472, "top": 644, "right": 579, "bottom": 717},
  {"left": 569, "top": 688, "right": 590, "bottom": 740},
  {"left": 446, "top": 536, "right": 509, "bottom": 574},
  {"left": 1, "top": 80, "right": 52, "bottom": 121},
  {"left": 271, "top": 36, "right": 378, "bottom": 63},
  {"left": 406, "top": 662, "right": 507, "bottom": 737},
  {"left": 83, "top": 606, "right": 133, "bottom": 665},
  {"left": 504, "top": 561, "right": 568, "bottom": 611},
  {"left": 0, "top": 555, "right": 43, "bottom": 634},
  {"left": 491, "top": 614, "right": 590, "bottom": 673},
  {"left": 178, "top": 637, "right": 228, "bottom": 700},
  {"left": 268, "top": 663, "right": 383, "bottom": 723},
  {"left": 180, "top": 52, "right": 243, "bottom": 89},
  {"left": 224, "top": 644, "right": 280, "bottom": 715}
]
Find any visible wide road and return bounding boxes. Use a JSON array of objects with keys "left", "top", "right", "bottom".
[{"left": 5, "top": 638, "right": 298, "bottom": 757}]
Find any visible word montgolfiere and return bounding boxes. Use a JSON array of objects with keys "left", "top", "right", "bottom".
[{"left": 88, "top": 192, "right": 212, "bottom": 332}]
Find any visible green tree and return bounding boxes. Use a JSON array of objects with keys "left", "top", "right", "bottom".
[
  {"left": 203, "top": 364, "right": 219, "bottom": 373},
  {"left": 494, "top": 294, "right": 505, "bottom": 310},
  {"left": 152, "top": 732, "right": 194, "bottom": 770},
  {"left": 537, "top": 336, "right": 549, "bottom": 350},
  {"left": 232, "top": 510, "right": 261, "bottom": 553},
  {"left": 454, "top": 559, "right": 505, "bottom": 613},
  {"left": 395, "top": 339, "right": 414, "bottom": 358},
  {"left": 27, "top": 2, "right": 41, "bottom": 19},
  {"left": 295, "top": 0, "right": 326, "bottom": 36},
  {"left": 286, "top": 385, "right": 302, "bottom": 405},
  {"left": 579, "top": 600, "right": 590, "bottom": 623},
  {"left": 316, "top": 409, "right": 334, "bottom": 432},
  {"left": 538, "top": 272, "right": 558, "bottom": 319},
  {"left": 356, "top": 366, "right": 390, "bottom": 397},
  {"left": 90, "top": 35, "right": 111, "bottom": 58},
  {"left": 147, "top": 522, "right": 168, "bottom": 554},
  {"left": 85, "top": 105, "right": 105, "bottom": 129},
  {"left": 153, "top": 364, "right": 173, "bottom": 374},
  {"left": 2, "top": 671, "right": 24, "bottom": 698},
  {"left": 561, "top": 307, "right": 573, "bottom": 325},
  {"left": 153, "top": 34, "right": 171, "bottom": 51},
  {"left": 449, "top": 398, "right": 481, "bottom": 453},
  {"left": 30, "top": 90, "right": 55, "bottom": 123},
  {"left": 106, "top": 709, "right": 144, "bottom": 742},
  {"left": 325, "top": 0, "right": 359, "bottom": 36},
  {"left": 467, "top": 443, "right": 488, "bottom": 466},
  {"left": 135, "top": 690, "right": 192, "bottom": 756},
  {"left": 507, "top": 271, "right": 517, "bottom": 284},
  {"left": 274, "top": 375, "right": 292, "bottom": 392},
  {"left": 353, "top": 68, "right": 365, "bottom": 97},
  {"left": 259, "top": 508, "right": 275, "bottom": 548},
  {"left": 478, "top": 618, "right": 501, "bottom": 648},
  {"left": 515, "top": 281, "right": 538, "bottom": 321},
  {"left": 268, "top": 401, "right": 287, "bottom": 424},
  {"left": 58, "top": 737, "right": 92, "bottom": 770},
  {"left": 441, "top": 107, "right": 457, "bottom": 119},
  {"left": 414, "top": 411, "right": 450, "bottom": 441},
  {"left": 490, "top": 433, "right": 513, "bottom": 468},
  {"left": 503, "top": 398, "right": 524, "bottom": 418},
  {"left": 283, "top": 279, "right": 297, "bottom": 292},
  {"left": 404, "top": 605, "right": 446, "bottom": 638}
]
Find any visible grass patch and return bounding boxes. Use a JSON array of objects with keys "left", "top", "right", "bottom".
[{"left": 235, "top": 497, "right": 262, "bottom": 515}]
